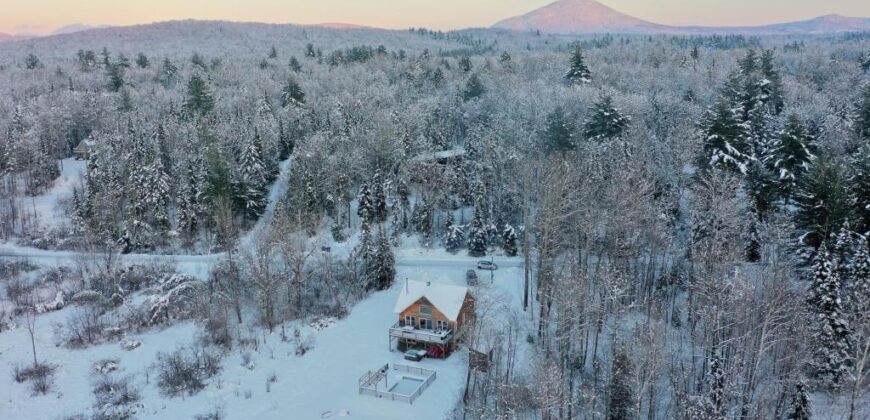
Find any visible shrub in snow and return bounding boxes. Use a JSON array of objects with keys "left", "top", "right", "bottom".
[
  {"left": 145, "top": 274, "right": 206, "bottom": 326},
  {"left": 199, "top": 311, "right": 232, "bottom": 349},
  {"left": 13, "top": 362, "right": 56, "bottom": 395},
  {"left": 155, "top": 344, "right": 223, "bottom": 397},
  {"left": 64, "top": 306, "right": 107, "bottom": 347},
  {"left": 194, "top": 407, "right": 225, "bottom": 420},
  {"left": 91, "top": 373, "right": 142, "bottom": 420},
  {"left": 93, "top": 359, "right": 120, "bottom": 374},
  {"left": 120, "top": 339, "right": 142, "bottom": 351},
  {"left": 35, "top": 291, "right": 65, "bottom": 313},
  {"left": 70, "top": 290, "right": 107, "bottom": 306}
]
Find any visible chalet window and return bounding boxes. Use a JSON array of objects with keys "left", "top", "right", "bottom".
[
  {"left": 419, "top": 306, "right": 433, "bottom": 315},
  {"left": 420, "top": 318, "right": 433, "bottom": 330},
  {"left": 405, "top": 315, "right": 416, "bottom": 328},
  {"left": 437, "top": 320, "right": 449, "bottom": 331}
]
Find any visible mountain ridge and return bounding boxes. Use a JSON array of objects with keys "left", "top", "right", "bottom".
[{"left": 493, "top": 0, "right": 870, "bottom": 34}]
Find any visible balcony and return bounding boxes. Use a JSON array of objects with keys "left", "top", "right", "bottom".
[{"left": 389, "top": 322, "right": 453, "bottom": 345}]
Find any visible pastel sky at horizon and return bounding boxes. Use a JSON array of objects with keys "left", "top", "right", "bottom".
[{"left": 3, "top": 0, "right": 870, "bottom": 35}]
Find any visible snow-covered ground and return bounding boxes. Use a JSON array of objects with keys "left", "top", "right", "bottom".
[{"left": 0, "top": 248, "right": 526, "bottom": 419}]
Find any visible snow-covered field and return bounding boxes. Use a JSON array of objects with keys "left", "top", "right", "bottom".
[{"left": 0, "top": 246, "right": 525, "bottom": 419}]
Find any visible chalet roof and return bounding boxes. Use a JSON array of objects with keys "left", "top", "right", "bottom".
[
  {"left": 411, "top": 148, "right": 465, "bottom": 163},
  {"left": 394, "top": 280, "right": 470, "bottom": 322}
]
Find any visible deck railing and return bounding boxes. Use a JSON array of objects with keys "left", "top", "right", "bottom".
[{"left": 389, "top": 322, "right": 453, "bottom": 344}]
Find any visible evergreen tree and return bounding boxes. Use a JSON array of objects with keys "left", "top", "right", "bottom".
[
  {"left": 412, "top": 197, "right": 433, "bottom": 244},
  {"left": 239, "top": 130, "right": 268, "bottom": 218},
  {"left": 462, "top": 73, "right": 485, "bottom": 102},
  {"left": 862, "top": 51, "right": 870, "bottom": 73},
  {"left": 116, "top": 88, "right": 134, "bottom": 113},
  {"left": 706, "top": 347, "right": 727, "bottom": 418},
  {"left": 106, "top": 63, "right": 125, "bottom": 92},
  {"left": 786, "top": 382, "right": 812, "bottom": 420},
  {"left": 183, "top": 74, "right": 215, "bottom": 116},
  {"left": 847, "top": 235, "right": 870, "bottom": 324},
  {"left": 304, "top": 43, "right": 316, "bottom": 58},
  {"left": 543, "top": 107, "right": 575, "bottom": 153},
  {"left": 607, "top": 346, "right": 634, "bottom": 420},
  {"left": 856, "top": 85, "right": 870, "bottom": 141},
  {"left": 565, "top": 47, "right": 592, "bottom": 85},
  {"left": 584, "top": 95, "right": 629, "bottom": 141},
  {"left": 365, "top": 225, "right": 395, "bottom": 291},
  {"left": 794, "top": 157, "right": 852, "bottom": 249},
  {"left": 25, "top": 53, "right": 41, "bottom": 70},
  {"left": 759, "top": 50, "right": 784, "bottom": 115},
  {"left": 769, "top": 114, "right": 815, "bottom": 200},
  {"left": 808, "top": 244, "right": 852, "bottom": 388},
  {"left": 135, "top": 52, "right": 149, "bottom": 69},
  {"left": 698, "top": 98, "right": 753, "bottom": 174},
  {"left": 502, "top": 224, "right": 518, "bottom": 257},
  {"left": 288, "top": 56, "right": 302, "bottom": 72},
  {"left": 268, "top": 46, "right": 278, "bottom": 59},
  {"left": 457, "top": 56, "right": 472, "bottom": 73},
  {"left": 357, "top": 182, "right": 374, "bottom": 224},
  {"left": 467, "top": 207, "right": 487, "bottom": 257},
  {"left": 371, "top": 173, "right": 387, "bottom": 223},
  {"left": 444, "top": 212, "right": 464, "bottom": 253},
  {"left": 281, "top": 76, "right": 305, "bottom": 107},
  {"left": 850, "top": 144, "right": 870, "bottom": 235},
  {"left": 158, "top": 57, "right": 178, "bottom": 88}
]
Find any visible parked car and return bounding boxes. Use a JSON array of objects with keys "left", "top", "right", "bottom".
[
  {"left": 404, "top": 349, "right": 427, "bottom": 361},
  {"left": 477, "top": 260, "right": 498, "bottom": 270},
  {"left": 466, "top": 269, "right": 479, "bottom": 285}
]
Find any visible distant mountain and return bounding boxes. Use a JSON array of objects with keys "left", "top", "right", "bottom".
[
  {"left": 0, "top": 32, "right": 32, "bottom": 42},
  {"left": 311, "top": 22, "right": 371, "bottom": 30},
  {"left": 493, "top": 0, "right": 870, "bottom": 34},
  {"left": 493, "top": 0, "right": 668, "bottom": 34},
  {"left": 51, "top": 24, "right": 109, "bottom": 35}
]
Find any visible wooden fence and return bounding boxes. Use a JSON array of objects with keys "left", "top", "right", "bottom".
[{"left": 358, "top": 363, "right": 437, "bottom": 405}]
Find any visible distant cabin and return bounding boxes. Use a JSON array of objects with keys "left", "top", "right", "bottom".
[
  {"left": 73, "top": 138, "right": 95, "bottom": 160},
  {"left": 389, "top": 280, "right": 474, "bottom": 358}
]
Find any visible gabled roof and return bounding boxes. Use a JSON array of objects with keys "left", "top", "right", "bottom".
[{"left": 394, "top": 280, "right": 470, "bottom": 322}]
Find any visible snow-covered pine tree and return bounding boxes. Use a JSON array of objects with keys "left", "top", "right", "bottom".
[
  {"left": 239, "top": 129, "right": 268, "bottom": 219},
  {"left": 366, "top": 225, "right": 395, "bottom": 291},
  {"left": 468, "top": 207, "right": 487, "bottom": 257},
  {"left": 607, "top": 346, "right": 634, "bottom": 420},
  {"left": 706, "top": 346, "right": 727, "bottom": 418},
  {"left": 584, "top": 95, "right": 629, "bottom": 142},
  {"left": 848, "top": 235, "right": 870, "bottom": 324},
  {"left": 786, "top": 382, "right": 811, "bottom": 420},
  {"left": 565, "top": 47, "right": 592, "bottom": 85},
  {"left": 793, "top": 157, "right": 852, "bottom": 250},
  {"left": 808, "top": 244, "right": 852, "bottom": 388},
  {"left": 769, "top": 114, "right": 815, "bottom": 200},
  {"left": 759, "top": 50, "right": 785, "bottom": 115},
  {"left": 281, "top": 75, "right": 305, "bottom": 107},
  {"left": 543, "top": 107, "right": 575, "bottom": 154},
  {"left": 698, "top": 98, "right": 753, "bottom": 174},
  {"left": 462, "top": 73, "right": 485, "bottom": 102},
  {"left": 502, "top": 224, "right": 518, "bottom": 257},
  {"left": 357, "top": 182, "right": 373, "bottom": 224},
  {"left": 851, "top": 145, "right": 870, "bottom": 236},
  {"left": 183, "top": 74, "right": 215, "bottom": 116},
  {"left": 856, "top": 85, "right": 870, "bottom": 141},
  {"left": 371, "top": 172, "right": 388, "bottom": 223}
]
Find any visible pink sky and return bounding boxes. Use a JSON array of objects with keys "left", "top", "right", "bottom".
[{"left": 3, "top": 0, "right": 870, "bottom": 35}]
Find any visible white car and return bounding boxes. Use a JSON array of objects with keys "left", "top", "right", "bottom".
[{"left": 477, "top": 261, "right": 498, "bottom": 270}]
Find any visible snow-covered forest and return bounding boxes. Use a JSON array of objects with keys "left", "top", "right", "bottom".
[{"left": 1, "top": 21, "right": 870, "bottom": 419}]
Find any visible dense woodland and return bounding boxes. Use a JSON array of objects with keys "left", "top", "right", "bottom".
[{"left": 1, "top": 21, "right": 870, "bottom": 419}]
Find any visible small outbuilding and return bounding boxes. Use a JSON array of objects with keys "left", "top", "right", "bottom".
[{"left": 389, "top": 280, "right": 474, "bottom": 358}]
